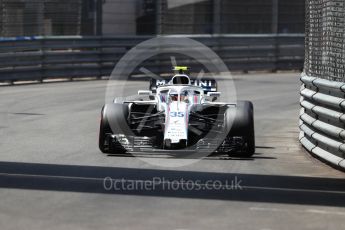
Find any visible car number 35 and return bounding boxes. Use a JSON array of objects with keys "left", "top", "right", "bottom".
[{"left": 170, "top": 112, "right": 185, "bottom": 118}]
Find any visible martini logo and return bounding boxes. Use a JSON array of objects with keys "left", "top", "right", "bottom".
[{"left": 152, "top": 79, "right": 216, "bottom": 91}]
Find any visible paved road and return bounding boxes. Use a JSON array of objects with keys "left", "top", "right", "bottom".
[{"left": 0, "top": 73, "right": 344, "bottom": 230}]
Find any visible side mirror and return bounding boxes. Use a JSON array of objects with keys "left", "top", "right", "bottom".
[
  {"left": 138, "top": 90, "right": 153, "bottom": 96},
  {"left": 207, "top": 92, "right": 221, "bottom": 97}
]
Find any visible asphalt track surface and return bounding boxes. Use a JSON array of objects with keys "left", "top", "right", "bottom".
[{"left": 0, "top": 72, "right": 344, "bottom": 230}]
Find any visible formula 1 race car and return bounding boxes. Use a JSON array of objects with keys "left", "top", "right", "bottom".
[{"left": 99, "top": 67, "right": 255, "bottom": 157}]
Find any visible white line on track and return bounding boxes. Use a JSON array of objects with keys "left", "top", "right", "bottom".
[
  {"left": 250, "top": 207, "right": 345, "bottom": 216},
  {"left": 243, "top": 185, "right": 345, "bottom": 195}
]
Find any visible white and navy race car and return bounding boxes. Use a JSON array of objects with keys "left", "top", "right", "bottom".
[{"left": 99, "top": 67, "right": 255, "bottom": 157}]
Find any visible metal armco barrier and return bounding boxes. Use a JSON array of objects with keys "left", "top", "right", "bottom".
[
  {"left": 300, "top": 73, "right": 345, "bottom": 168},
  {"left": 0, "top": 34, "right": 304, "bottom": 83}
]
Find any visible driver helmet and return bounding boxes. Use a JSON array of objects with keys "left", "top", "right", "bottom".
[{"left": 170, "top": 93, "right": 178, "bottom": 102}]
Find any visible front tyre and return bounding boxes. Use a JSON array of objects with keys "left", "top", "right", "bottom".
[
  {"left": 99, "top": 103, "right": 129, "bottom": 154},
  {"left": 228, "top": 101, "right": 255, "bottom": 157},
  {"left": 99, "top": 106, "right": 111, "bottom": 153}
]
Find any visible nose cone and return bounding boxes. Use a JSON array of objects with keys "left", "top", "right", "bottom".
[{"left": 164, "top": 102, "right": 188, "bottom": 144}]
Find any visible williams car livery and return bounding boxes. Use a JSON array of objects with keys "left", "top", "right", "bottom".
[{"left": 99, "top": 67, "right": 255, "bottom": 157}]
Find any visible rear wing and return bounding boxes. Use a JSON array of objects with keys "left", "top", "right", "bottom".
[{"left": 150, "top": 78, "right": 217, "bottom": 94}]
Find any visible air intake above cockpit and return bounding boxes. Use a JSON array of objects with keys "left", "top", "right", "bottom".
[{"left": 171, "top": 75, "right": 191, "bottom": 85}]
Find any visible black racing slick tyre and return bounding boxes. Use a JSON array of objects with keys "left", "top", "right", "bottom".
[
  {"left": 99, "top": 103, "right": 129, "bottom": 154},
  {"left": 99, "top": 106, "right": 111, "bottom": 153},
  {"left": 228, "top": 101, "right": 255, "bottom": 157}
]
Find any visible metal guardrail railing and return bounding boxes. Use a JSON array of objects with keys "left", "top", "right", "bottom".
[
  {"left": 300, "top": 73, "right": 345, "bottom": 169},
  {"left": 0, "top": 34, "right": 304, "bottom": 84}
]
